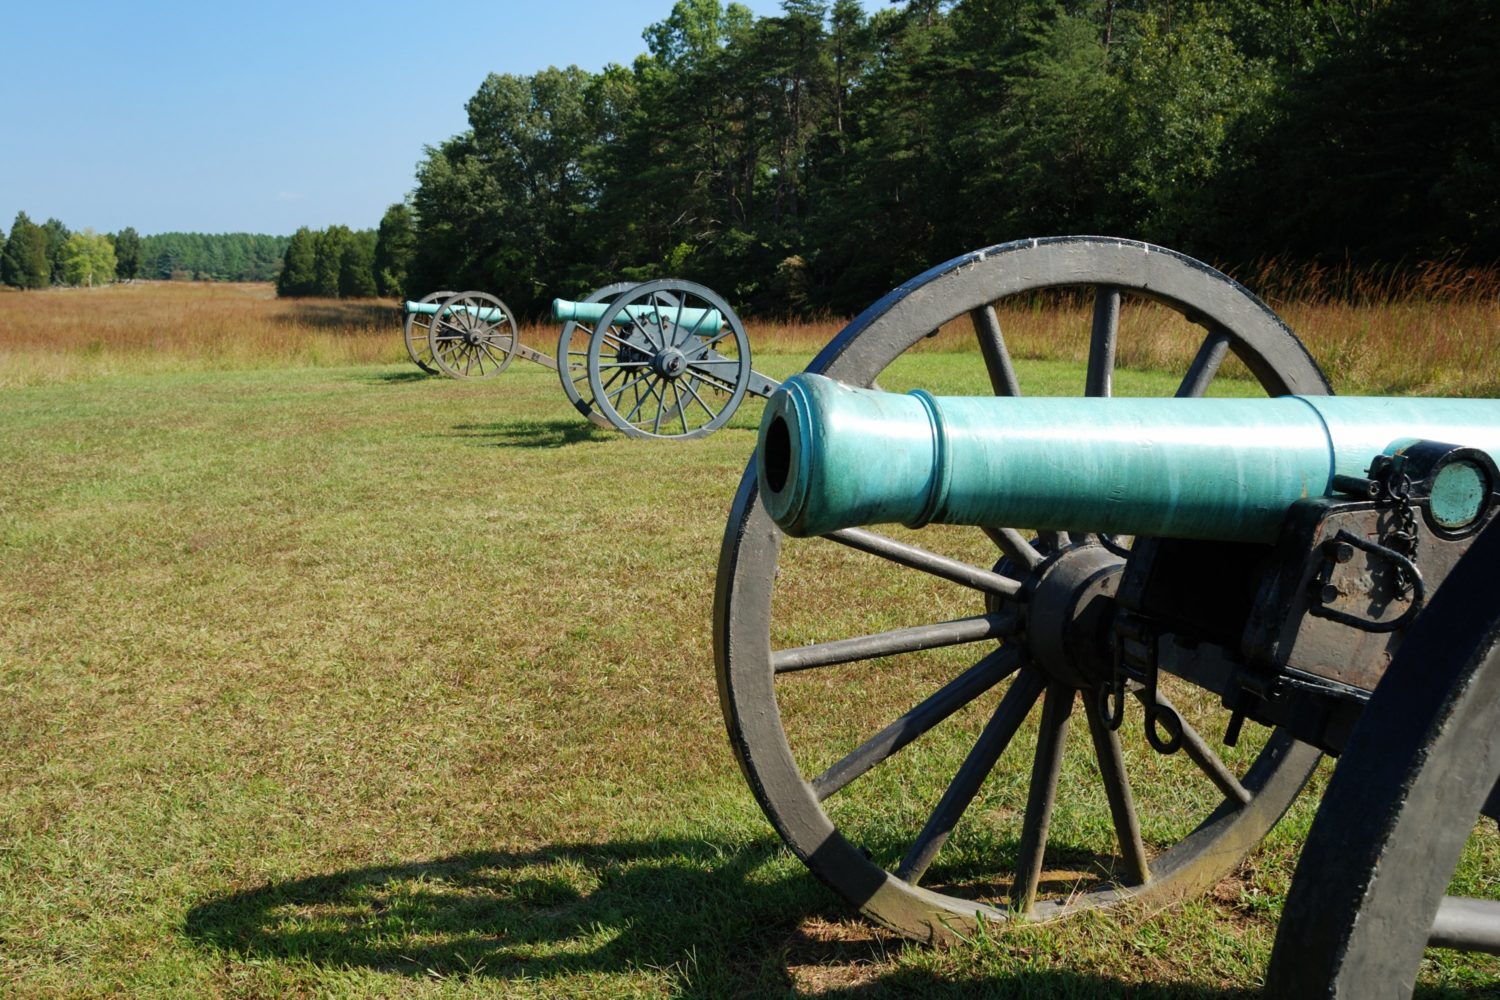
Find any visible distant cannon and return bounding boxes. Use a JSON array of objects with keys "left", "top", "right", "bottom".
[
  {"left": 401, "top": 280, "right": 781, "bottom": 440},
  {"left": 712, "top": 235, "right": 1500, "bottom": 997}
]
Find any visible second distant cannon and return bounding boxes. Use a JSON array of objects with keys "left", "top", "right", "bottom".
[{"left": 400, "top": 279, "right": 780, "bottom": 440}]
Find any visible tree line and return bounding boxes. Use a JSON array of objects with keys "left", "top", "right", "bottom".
[
  {"left": 1, "top": 212, "right": 133, "bottom": 288},
  {"left": 389, "top": 0, "right": 1498, "bottom": 317},
  {"left": 275, "top": 225, "right": 396, "bottom": 298},
  {"left": 1, "top": 212, "right": 292, "bottom": 288},
  {"left": 138, "top": 232, "right": 289, "bottom": 282}
]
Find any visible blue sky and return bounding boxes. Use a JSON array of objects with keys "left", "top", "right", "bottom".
[{"left": 0, "top": 1, "right": 886, "bottom": 238}]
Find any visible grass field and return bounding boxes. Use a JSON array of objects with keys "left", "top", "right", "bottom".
[{"left": 2, "top": 283, "right": 1499, "bottom": 998}]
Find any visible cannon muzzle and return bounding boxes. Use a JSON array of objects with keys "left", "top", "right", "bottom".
[
  {"left": 551, "top": 298, "right": 723, "bottom": 335},
  {"left": 758, "top": 373, "right": 1500, "bottom": 543}
]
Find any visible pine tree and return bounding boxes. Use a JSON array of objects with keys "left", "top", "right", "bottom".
[
  {"left": 1, "top": 212, "right": 50, "bottom": 289},
  {"left": 41, "top": 218, "right": 71, "bottom": 285},
  {"left": 113, "top": 227, "right": 142, "bottom": 281},
  {"left": 276, "top": 227, "right": 317, "bottom": 297},
  {"left": 339, "top": 230, "right": 378, "bottom": 298},
  {"left": 312, "top": 226, "right": 349, "bottom": 297}
]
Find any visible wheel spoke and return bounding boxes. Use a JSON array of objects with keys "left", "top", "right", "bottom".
[
  {"left": 981, "top": 527, "right": 1043, "bottom": 571},
  {"left": 812, "top": 647, "right": 1022, "bottom": 801},
  {"left": 897, "top": 667, "right": 1046, "bottom": 884},
  {"left": 1086, "top": 287, "right": 1120, "bottom": 398},
  {"left": 1135, "top": 689, "right": 1251, "bottom": 805},
  {"left": 773, "top": 610, "right": 1018, "bottom": 674},
  {"left": 677, "top": 365, "right": 741, "bottom": 395},
  {"left": 971, "top": 305, "right": 1021, "bottom": 397},
  {"left": 681, "top": 378, "right": 721, "bottom": 421},
  {"left": 1176, "top": 328, "right": 1233, "bottom": 398},
  {"left": 1083, "top": 695, "right": 1151, "bottom": 886},
  {"left": 1011, "top": 682, "right": 1075, "bottom": 915},
  {"left": 826, "top": 528, "right": 1023, "bottom": 598},
  {"left": 684, "top": 327, "right": 736, "bottom": 361},
  {"left": 607, "top": 370, "right": 656, "bottom": 404},
  {"left": 1039, "top": 531, "right": 1071, "bottom": 550}
]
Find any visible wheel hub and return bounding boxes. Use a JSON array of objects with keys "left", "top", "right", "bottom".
[
  {"left": 1020, "top": 542, "right": 1124, "bottom": 689},
  {"left": 653, "top": 347, "right": 688, "bottom": 379},
  {"left": 464, "top": 329, "right": 483, "bottom": 346}
]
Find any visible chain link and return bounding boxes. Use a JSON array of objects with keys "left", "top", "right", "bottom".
[{"left": 1375, "top": 466, "right": 1420, "bottom": 598}]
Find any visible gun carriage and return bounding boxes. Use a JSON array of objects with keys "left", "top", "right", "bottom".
[
  {"left": 712, "top": 236, "right": 1500, "bottom": 997},
  {"left": 401, "top": 280, "right": 781, "bottom": 439}
]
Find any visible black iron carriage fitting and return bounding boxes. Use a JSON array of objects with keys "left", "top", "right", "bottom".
[
  {"left": 712, "top": 236, "right": 1500, "bottom": 998},
  {"left": 401, "top": 280, "right": 780, "bottom": 440}
]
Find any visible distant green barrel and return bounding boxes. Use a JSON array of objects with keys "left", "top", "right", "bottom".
[
  {"left": 551, "top": 298, "right": 723, "bottom": 336},
  {"left": 758, "top": 373, "right": 1500, "bottom": 542},
  {"left": 403, "top": 300, "right": 508, "bottom": 323}
]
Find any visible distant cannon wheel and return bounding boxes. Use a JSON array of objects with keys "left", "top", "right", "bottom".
[
  {"left": 555, "top": 281, "right": 648, "bottom": 429},
  {"left": 714, "top": 236, "right": 1330, "bottom": 942},
  {"left": 403, "top": 289, "right": 453, "bottom": 374},
  {"left": 1265, "top": 521, "right": 1500, "bottom": 999},
  {"left": 585, "top": 280, "right": 751, "bottom": 440},
  {"left": 429, "top": 291, "right": 518, "bottom": 380}
]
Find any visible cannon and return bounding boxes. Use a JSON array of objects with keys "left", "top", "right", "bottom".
[
  {"left": 402, "top": 280, "right": 781, "bottom": 439},
  {"left": 712, "top": 236, "right": 1500, "bottom": 996}
]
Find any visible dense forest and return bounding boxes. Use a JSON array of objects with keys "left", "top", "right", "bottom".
[
  {"left": 0, "top": 215, "right": 290, "bottom": 287},
  {"left": 138, "top": 233, "right": 289, "bottom": 282},
  {"left": 395, "top": 0, "right": 1499, "bottom": 317}
]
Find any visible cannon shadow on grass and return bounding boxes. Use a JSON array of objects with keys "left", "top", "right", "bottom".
[
  {"left": 445, "top": 419, "right": 613, "bottom": 448},
  {"left": 181, "top": 837, "right": 1269, "bottom": 998},
  {"left": 356, "top": 369, "right": 437, "bottom": 384},
  {"left": 274, "top": 301, "right": 396, "bottom": 330}
]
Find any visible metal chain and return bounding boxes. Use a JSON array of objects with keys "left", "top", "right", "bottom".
[{"left": 1377, "top": 467, "right": 1420, "bottom": 598}]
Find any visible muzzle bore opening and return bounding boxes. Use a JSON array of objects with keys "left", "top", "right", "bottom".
[{"left": 763, "top": 415, "right": 792, "bottom": 495}]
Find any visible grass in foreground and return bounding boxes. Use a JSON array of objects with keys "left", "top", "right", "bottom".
[{"left": 3, "top": 355, "right": 1498, "bottom": 998}]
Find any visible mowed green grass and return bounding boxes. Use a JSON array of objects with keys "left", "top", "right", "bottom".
[{"left": 3, "top": 355, "right": 1497, "bottom": 998}]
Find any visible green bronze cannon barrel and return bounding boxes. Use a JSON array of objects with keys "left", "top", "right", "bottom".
[
  {"left": 403, "top": 299, "right": 509, "bottom": 324},
  {"left": 758, "top": 373, "right": 1500, "bottom": 542},
  {"left": 551, "top": 297, "right": 723, "bottom": 336}
]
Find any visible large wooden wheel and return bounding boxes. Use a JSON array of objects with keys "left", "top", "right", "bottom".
[
  {"left": 403, "top": 289, "right": 453, "bottom": 374},
  {"left": 1265, "top": 522, "right": 1500, "bottom": 999},
  {"left": 429, "top": 291, "right": 518, "bottom": 380},
  {"left": 713, "top": 237, "right": 1330, "bottom": 942}
]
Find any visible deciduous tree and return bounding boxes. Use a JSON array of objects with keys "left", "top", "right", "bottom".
[{"left": 62, "top": 230, "right": 117, "bottom": 286}]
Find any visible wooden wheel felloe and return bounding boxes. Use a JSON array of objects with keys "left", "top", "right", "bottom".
[
  {"left": 584, "top": 280, "right": 752, "bottom": 440},
  {"left": 556, "top": 281, "right": 651, "bottom": 429},
  {"left": 1265, "top": 521, "right": 1500, "bottom": 999},
  {"left": 403, "top": 289, "right": 453, "bottom": 374},
  {"left": 429, "top": 291, "right": 518, "bottom": 380},
  {"left": 713, "top": 236, "right": 1329, "bottom": 942}
]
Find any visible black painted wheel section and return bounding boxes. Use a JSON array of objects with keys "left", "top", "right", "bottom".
[{"left": 1265, "top": 522, "right": 1500, "bottom": 999}]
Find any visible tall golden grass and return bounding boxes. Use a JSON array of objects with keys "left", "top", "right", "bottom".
[{"left": 2, "top": 275, "right": 1495, "bottom": 395}]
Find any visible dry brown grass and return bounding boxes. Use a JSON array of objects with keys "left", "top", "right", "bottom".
[
  {"left": 3, "top": 278, "right": 1495, "bottom": 396},
  {"left": 0, "top": 282, "right": 410, "bottom": 386}
]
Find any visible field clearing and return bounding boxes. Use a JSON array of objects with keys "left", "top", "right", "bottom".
[
  {"left": 1, "top": 279, "right": 1496, "bottom": 395},
  {"left": 3, "top": 285, "right": 1499, "bottom": 997}
]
